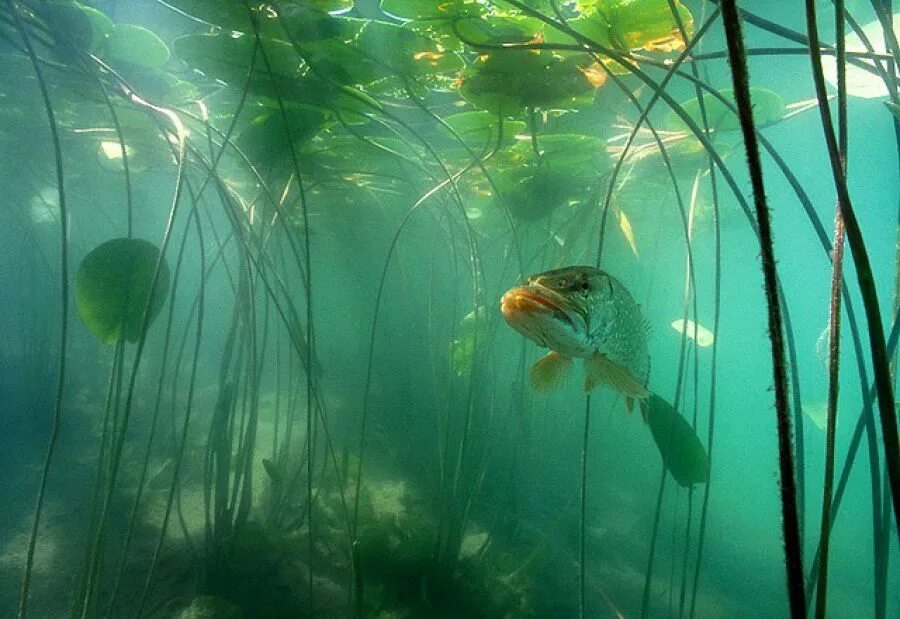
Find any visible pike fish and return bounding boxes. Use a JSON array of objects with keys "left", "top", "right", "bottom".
[{"left": 500, "top": 265, "right": 650, "bottom": 409}]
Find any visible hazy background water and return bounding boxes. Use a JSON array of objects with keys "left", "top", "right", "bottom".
[{"left": 1, "top": 0, "right": 898, "bottom": 617}]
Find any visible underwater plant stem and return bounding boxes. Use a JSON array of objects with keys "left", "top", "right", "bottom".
[
  {"left": 816, "top": 191, "right": 846, "bottom": 619},
  {"left": 803, "top": 0, "right": 900, "bottom": 539},
  {"left": 719, "top": 2, "right": 807, "bottom": 615},
  {"left": 579, "top": 396, "right": 591, "bottom": 619},
  {"left": 136, "top": 208, "right": 206, "bottom": 617},
  {"left": 814, "top": 5, "right": 848, "bottom": 616},
  {"left": 10, "top": 3, "right": 69, "bottom": 616}
]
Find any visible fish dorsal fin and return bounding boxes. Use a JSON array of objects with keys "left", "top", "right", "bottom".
[
  {"left": 584, "top": 352, "right": 651, "bottom": 398},
  {"left": 530, "top": 351, "right": 573, "bottom": 392}
]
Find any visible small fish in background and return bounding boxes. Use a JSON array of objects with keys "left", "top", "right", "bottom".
[
  {"left": 500, "top": 265, "right": 650, "bottom": 410},
  {"left": 670, "top": 318, "right": 715, "bottom": 347}
]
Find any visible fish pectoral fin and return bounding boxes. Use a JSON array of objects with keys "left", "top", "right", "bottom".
[
  {"left": 584, "top": 352, "right": 651, "bottom": 398},
  {"left": 530, "top": 351, "right": 573, "bottom": 392}
]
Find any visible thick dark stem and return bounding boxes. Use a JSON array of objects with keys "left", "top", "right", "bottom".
[
  {"left": 719, "top": 2, "right": 807, "bottom": 616},
  {"left": 803, "top": 0, "right": 900, "bottom": 539}
]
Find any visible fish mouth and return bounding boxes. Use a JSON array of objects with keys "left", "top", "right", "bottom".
[{"left": 500, "top": 285, "right": 585, "bottom": 334}]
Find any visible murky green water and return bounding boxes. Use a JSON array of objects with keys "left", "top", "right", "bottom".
[{"left": 1, "top": 1, "right": 898, "bottom": 617}]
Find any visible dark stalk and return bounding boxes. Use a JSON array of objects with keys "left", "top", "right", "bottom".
[
  {"left": 578, "top": 396, "right": 591, "bottom": 619},
  {"left": 10, "top": 3, "right": 69, "bottom": 616},
  {"left": 815, "top": 3, "right": 849, "bottom": 616},
  {"left": 719, "top": 2, "right": 806, "bottom": 616},
  {"left": 803, "top": 0, "right": 900, "bottom": 538}
]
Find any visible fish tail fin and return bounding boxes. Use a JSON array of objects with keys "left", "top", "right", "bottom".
[
  {"left": 584, "top": 352, "right": 651, "bottom": 400},
  {"left": 530, "top": 351, "right": 572, "bottom": 392}
]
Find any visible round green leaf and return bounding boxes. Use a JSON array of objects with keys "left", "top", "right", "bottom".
[
  {"left": 459, "top": 51, "right": 594, "bottom": 116},
  {"left": 582, "top": 0, "right": 693, "bottom": 52},
  {"left": 33, "top": 1, "right": 114, "bottom": 53},
  {"left": 238, "top": 105, "right": 331, "bottom": 166},
  {"left": 75, "top": 238, "right": 170, "bottom": 344},
  {"left": 106, "top": 24, "right": 170, "bottom": 70},
  {"left": 666, "top": 87, "right": 785, "bottom": 133},
  {"left": 381, "top": 0, "right": 485, "bottom": 20},
  {"left": 442, "top": 111, "right": 526, "bottom": 146}
]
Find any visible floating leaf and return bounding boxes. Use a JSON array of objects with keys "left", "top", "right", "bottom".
[
  {"left": 106, "top": 24, "right": 170, "bottom": 69},
  {"left": 381, "top": 0, "right": 486, "bottom": 20},
  {"left": 642, "top": 395, "right": 709, "bottom": 487},
  {"left": 452, "top": 15, "right": 545, "bottom": 46},
  {"left": 172, "top": 32, "right": 373, "bottom": 114},
  {"left": 31, "top": 0, "right": 114, "bottom": 53},
  {"left": 670, "top": 318, "right": 714, "bottom": 347},
  {"left": 459, "top": 51, "right": 595, "bottom": 116},
  {"left": 238, "top": 105, "right": 331, "bottom": 166},
  {"left": 75, "top": 238, "right": 170, "bottom": 345},
  {"left": 543, "top": 14, "right": 613, "bottom": 49},
  {"left": 666, "top": 87, "right": 785, "bottom": 133},
  {"left": 582, "top": 0, "right": 693, "bottom": 52},
  {"left": 442, "top": 111, "right": 526, "bottom": 146},
  {"left": 159, "top": 0, "right": 278, "bottom": 31},
  {"left": 291, "top": 20, "right": 463, "bottom": 87}
]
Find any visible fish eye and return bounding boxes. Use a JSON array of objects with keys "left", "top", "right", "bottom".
[{"left": 580, "top": 280, "right": 590, "bottom": 291}]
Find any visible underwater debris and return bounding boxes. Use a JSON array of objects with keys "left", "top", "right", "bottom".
[
  {"left": 802, "top": 400, "right": 840, "bottom": 433},
  {"left": 641, "top": 395, "right": 709, "bottom": 488},
  {"left": 822, "top": 11, "right": 900, "bottom": 99},
  {"left": 501, "top": 266, "right": 650, "bottom": 407},
  {"left": 177, "top": 595, "right": 243, "bottom": 619},
  {"left": 670, "top": 318, "right": 714, "bottom": 347}
]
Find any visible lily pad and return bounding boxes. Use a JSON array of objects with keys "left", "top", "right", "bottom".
[
  {"left": 75, "top": 238, "right": 170, "bottom": 345},
  {"left": 581, "top": 0, "right": 693, "bottom": 52},
  {"left": 459, "top": 50, "right": 595, "bottom": 116},
  {"left": 237, "top": 105, "right": 332, "bottom": 166},
  {"left": 291, "top": 19, "right": 463, "bottom": 87},
  {"left": 665, "top": 87, "right": 785, "bottom": 133},
  {"left": 641, "top": 394, "right": 709, "bottom": 487},
  {"left": 442, "top": 111, "right": 526, "bottom": 146},
  {"left": 381, "top": 0, "right": 486, "bottom": 20},
  {"left": 105, "top": 24, "right": 170, "bottom": 70},
  {"left": 31, "top": 0, "right": 114, "bottom": 53}
]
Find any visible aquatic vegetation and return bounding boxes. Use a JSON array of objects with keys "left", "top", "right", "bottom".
[
  {"left": 2, "top": 0, "right": 898, "bottom": 618},
  {"left": 74, "top": 238, "right": 170, "bottom": 344}
]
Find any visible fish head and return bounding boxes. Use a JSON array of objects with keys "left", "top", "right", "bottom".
[{"left": 501, "top": 265, "right": 613, "bottom": 357}]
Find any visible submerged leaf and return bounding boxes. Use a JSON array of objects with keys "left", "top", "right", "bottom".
[
  {"left": 580, "top": 0, "right": 693, "bottom": 51},
  {"left": 642, "top": 395, "right": 709, "bottom": 487},
  {"left": 381, "top": 0, "right": 485, "bottom": 20},
  {"left": 105, "top": 24, "right": 170, "bottom": 69},
  {"left": 31, "top": 0, "right": 114, "bottom": 53},
  {"left": 75, "top": 238, "right": 170, "bottom": 345},
  {"left": 238, "top": 105, "right": 331, "bottom": 166},
  {"left": 442, "top": 111, "right": 526, "bottom": 146},
  {"left": 459, "top": 51, "right": 595, "bottom": 116},
  {"left": 666, "top": 87, "right": 785, "bottom": 133}
]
